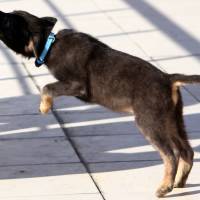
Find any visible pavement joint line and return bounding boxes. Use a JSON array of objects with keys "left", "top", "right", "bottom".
[
  {"left": 55, "top": 110, "right": 120, "bottom": 114},
  {"left": 0, "top": 73, "right": 50, "bottom": 81},
  {"left": 87, "top": 157, "right": 200, "bottom": 164},
  {"left": 64, "top": 8, "right": 130, "bottom": 17},
  {"left": 0, "top": 192, "right": 101, "bottom": 198},
  {"left": 147, "top": 53, "right": 200, "bottom": 62},
  {"left": 0, "top": 62, "right": 21, "bottom": 65},
  {"left": 53, "top": 110, "right": 107, "bottom": 200},
  {"left": 182, "top": 86, "right": 200, "bottom": 102},
  {"left": 0, "top": 162, "right": 82, "bottom": 168},
  {"left": 96, "top": 29, "right": 157, "bottom": 38},
  {"left": 0, "top": 0, "right": 22, "bottom": 2},
  {"left": 66, "top": 130, "right": 200, "bottom": 138},
  {"left": 88, "top": 159, "right": 162, "bottom": 164},
  {"left": 2, "top": 157, "right": 200, "bottom": 168},
  {"left": 69, "top": 133, "right": 138, "bottom": 137},
  {"left": 0, "top": 136, "right": 65, "bottom": 141},
  {"left": 92, "top": 0, "right": 148, "bottom": 57},
  {"left": 22, "top": 61, "right": 107, "bottom": 200},
  {"left": 0, "top": 113, "right": 41, "bottom": 117},
  {"left": 0, "top": 162, "right": 81, "bottom": 168}
]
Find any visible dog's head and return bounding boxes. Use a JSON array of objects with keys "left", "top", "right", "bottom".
[{"left": 0, "top": 10, "right": 57, "bottom": 58}]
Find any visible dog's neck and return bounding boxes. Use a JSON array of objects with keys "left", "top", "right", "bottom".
[
  {"left": 35, "top": 32, "right": 56, "bottom": 67},
  {"left": 34, "top": 22, "right": 60, "bottom": 67}
]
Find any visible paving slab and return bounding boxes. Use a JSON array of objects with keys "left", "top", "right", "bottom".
[
  {"left": 63, "top": 121, "right": 136, "bottom": 137},
  {"left": 0, "top": 114, "right": 64, "bottom": 139},
  {"left": 92, "top": 0, "right": 129, "bottom": 11},
  {"left": 0, "top": 95, "right": 41, "bottom": 115},
  {"left": 104, "top": 8, "right": 156, "bottom": 33},
  {"left": 0, "top": 44, "right": 23, "bottom": 64},
  {"left": 0, "top": 63, "right": 28, "bottom": 81},
  {"left": 0, "top": 62, "right": 38, "bottom": 98},
  {"left": 124, "top": 0, "right": 200, "bottom": 59},
  {"left": 157, "top": 56, "right": 200, "bottom": 75},
  {"left": 67, "top": 12, "right": 121, "bottom": 36},
  {"left": 157, "top": 56, "right": 200, "bottom": 101},
  {"left": 185, "top": 85, "right": 200, "bottom": 102},
  {"left": 71, "top": 132, "right": 200, "bottom": 164},
  {"left": 48, "top": 0, "right": 98, "bottom": 18},
  {"left": 22, "top": 62, "right": 57, "bottom": 89},
  {"left": 99, "top": 34, "right": 148, "bottom": 60},
  {"left": 0, "top": 78, "right": 38, "bottom": 98},
  {"left": 72, "top": 134, "right": 157, "bottom": 163},
  {"left": 0, "top": 0, "right": 55, "bottom": 16},
  {"left": 144, "top": 0, "right": 200, "bottom": 40},
  {"left": 129, "top": 31, "right": 188, "bottom": 59},
  {"left": 0, "top": 137, "right": 80, "bottom": 166},
  {"left": 0, "top": 163, "right": 102, "bottom": 200},
  {"left": 89, "top": 161, "right": 200, "bottom": 200},
  {"left": 1, "top": 195, "right": 103, "bottom": 200}
]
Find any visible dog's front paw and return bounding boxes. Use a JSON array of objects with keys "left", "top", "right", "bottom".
[{"left": 39, "top": 95, "right": 53, "bottom": 114}]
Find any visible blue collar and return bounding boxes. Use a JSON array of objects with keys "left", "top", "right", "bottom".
[{"left": 35, "top": 32, "right": 56, "bottom": 67}]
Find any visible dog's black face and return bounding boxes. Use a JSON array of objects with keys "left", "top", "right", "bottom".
[{"left": 0, "top": 10, "right": 57, "bottom": 58}]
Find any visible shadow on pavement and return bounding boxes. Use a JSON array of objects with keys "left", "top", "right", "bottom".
[{"left": 0, "top": 94, "right": 199, "bottom": 179}]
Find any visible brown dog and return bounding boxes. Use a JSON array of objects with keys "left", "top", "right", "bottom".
[{"left": 0, "top": 10, "right": 200, "bottom": 197}]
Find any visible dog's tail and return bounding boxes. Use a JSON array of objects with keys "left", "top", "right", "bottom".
[{"left": 170, "top": 73, "right": 200, "bottom": 86}]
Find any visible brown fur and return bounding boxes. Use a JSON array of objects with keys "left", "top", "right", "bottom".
[{"left": 0, "top": 10, "right": 200, "bottom": 197}]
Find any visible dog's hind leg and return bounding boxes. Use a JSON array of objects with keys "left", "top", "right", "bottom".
[
  {"left": 173, "top": 139, "right": 193, "bottom": 188},
  {"left": 40, "top": 80, "right": 86, "bottom": 114},
  {"left": 135, "top": 112, "right": 178, "bottom": 197},
  {"left": 173, "top": 91, "right": 194, "bottom": 188}
]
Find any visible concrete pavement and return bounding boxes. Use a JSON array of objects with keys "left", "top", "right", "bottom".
[{"left": 0, "top": 0, "right": 200, "bottom": 199}]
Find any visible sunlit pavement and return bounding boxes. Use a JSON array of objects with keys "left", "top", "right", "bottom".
[{"left": 0, "top": 0, "right": 200, "bottom": 199}]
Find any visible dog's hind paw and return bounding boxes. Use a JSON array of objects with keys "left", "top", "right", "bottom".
[{"left": 156, "top": 185, "right": 173, "bottom": 198}]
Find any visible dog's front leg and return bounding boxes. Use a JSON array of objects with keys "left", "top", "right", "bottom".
[{"left": 39, "top": 80, "right": 85, "bottom": 114}]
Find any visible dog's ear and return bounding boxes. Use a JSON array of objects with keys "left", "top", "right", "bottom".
[
  {"left": 25, "top": 16, "right": 57, "bottom": 58},
  {"left": 40, "top": 17, "right": 57, "bottom": 27}
]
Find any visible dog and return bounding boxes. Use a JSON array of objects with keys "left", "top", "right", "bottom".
[{"left": 0, "top": 10, "right": 200, "bottom": 197}]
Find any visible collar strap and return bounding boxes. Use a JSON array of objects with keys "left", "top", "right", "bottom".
[{"left": 35, "top": 32, "right": 56, "bottom": 67}]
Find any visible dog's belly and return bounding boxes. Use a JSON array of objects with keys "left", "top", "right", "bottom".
[
  {"left": 92, "top": 93, "right": 134, "bottom": 114},
  {"left": 122, "top": 107, "right": 134, "bottom": 114}
]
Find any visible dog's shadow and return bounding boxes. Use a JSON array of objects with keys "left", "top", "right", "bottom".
[{"left": 0, "top": 93, "right": 200, "bottom": 198}]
